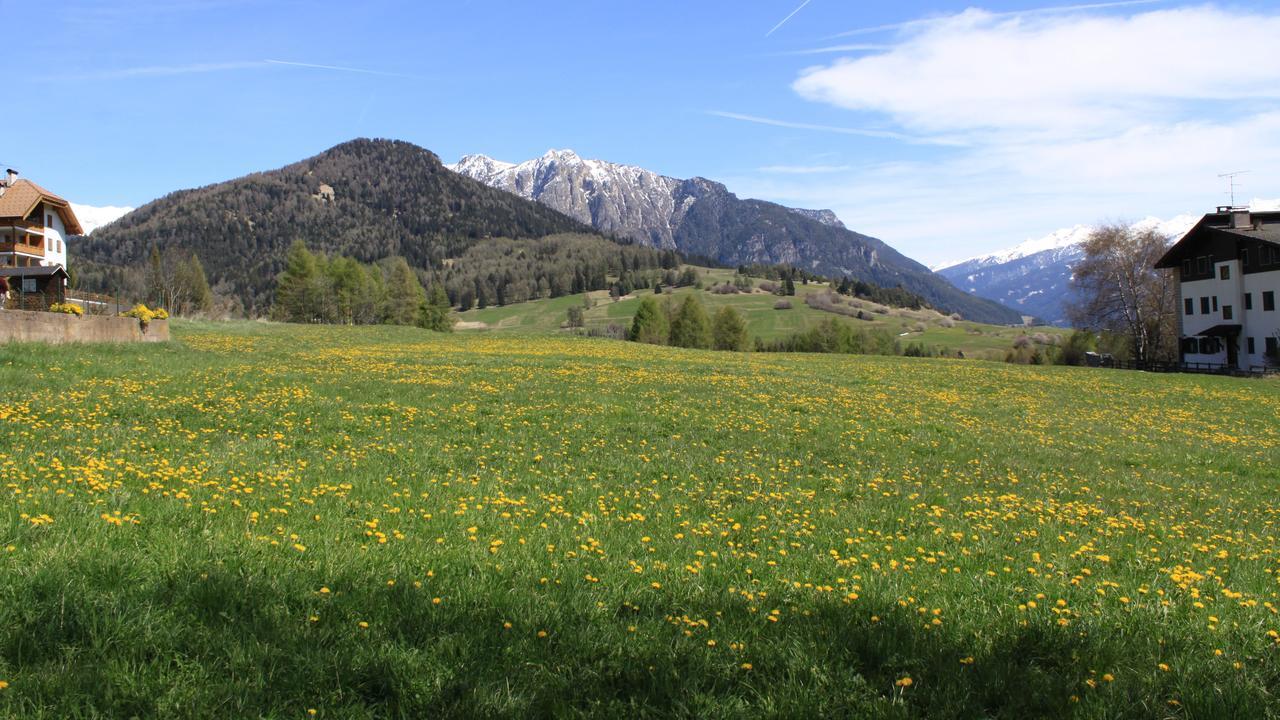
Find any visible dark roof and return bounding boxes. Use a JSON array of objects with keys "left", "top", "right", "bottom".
[
  {"left": 1155, "top": 209, "right": 1280, "bottom": 268},
  {"left": 1197, "top": 324, "right": 1242, "bottom": 337},
  {"left": 0, "top": 265, "right": 68, "bottom": 279}
]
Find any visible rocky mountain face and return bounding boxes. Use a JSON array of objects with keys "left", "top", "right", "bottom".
[
  {"left": 451, "top": 150, "right": 1022, "bottom": 324},
  {"left": 935, "top": 216, "right": 1198, "bottom": 325}
]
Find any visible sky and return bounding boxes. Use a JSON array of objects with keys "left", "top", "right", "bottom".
[{"left": 4, "top": 0, "right": 1280, "bottom": 266}]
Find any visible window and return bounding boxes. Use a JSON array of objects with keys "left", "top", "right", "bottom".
[
  {"left": 1182, "top": 259, "right": 1192, "bottom": 276},
  {"left": 46, "top": 214, "right": 52, "bottom": 227},
  {"left": 1181, "top": 337, "right": 1198, "bottom": 355},
  {"left": 1266, "top": 291, "right": 1276, "bottom": 312},
  {"left": 1198, "top": 256, "right": 1210, "bottom": 274},
  {"left": 1184, "top": 298, "right": 1194, "bottom": 315},
  {"left": 1268, "top": 337, "right": 1279, "bottom": 354},
  {"left": 1199, "top": 337, "right": 1222, "bottom": 354},
  {"left": 1200, "top": 297, "right": 1210, "bottom": 314},
  {"left": 1223, "top": 305, "right": 1233, "bottom": 320},
  {"left": 1220, "top": 265, "right": 1230, "bottom": 280},
  {"left": 1245, "top": 293, "right": 1253, "bottom": 310},
  {"left": 1212, "top": 296, "right": 1219, "bottom": 312},
  {"left": 57, "top": 239, "right": 62, "bottom": 253},
  {"left": 1247, "top": 337, "right": 1256, "bottom": 354},
  {"left": 1242, "top": 249, "right": 1250, "bottom": 267}
]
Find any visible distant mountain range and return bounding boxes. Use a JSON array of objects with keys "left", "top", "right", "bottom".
[
  {"left": 451, "top": 150, "right": 1021, "bottom": 324},
  {"left": 935, "top": 216, "right": 1199, "bottom": 325}
]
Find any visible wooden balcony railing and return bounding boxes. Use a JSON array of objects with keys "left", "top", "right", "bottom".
[{"left": 0, "top": 241, "right": 45, "bottom": 257}]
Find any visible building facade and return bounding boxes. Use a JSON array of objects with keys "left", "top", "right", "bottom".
[
  {"left": 0, "top": 170, "right": 82, "bottom": 270},
  {"left": 1155, "top": 207, "right": 1280, "bottom": 369}
]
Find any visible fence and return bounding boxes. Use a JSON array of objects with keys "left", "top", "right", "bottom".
[{"left": 1097, "top": 357, "right": 1278, "bottom": 378}]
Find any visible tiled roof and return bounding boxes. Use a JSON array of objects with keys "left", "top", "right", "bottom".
[{"left": 0, "top": 179, "right": 83, "bottom": 235}]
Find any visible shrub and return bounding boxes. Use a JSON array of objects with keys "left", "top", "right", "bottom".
[
  {"left": 1054, "top": 330, "right": 1096, "bottom": 366},
  {"left": 773, "top": 300, "right": 792, "bottom": 310},
  {"left": 121, "top": 304, "right": 169, "bottom": 326},
  {"left": 757, "top": 318, "right": 898, "bottom": 356},
  {"left": 49, "top": 302, "right": 84, "bottom": 317}
]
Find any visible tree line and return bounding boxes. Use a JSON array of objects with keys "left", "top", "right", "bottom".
[{"left": 271, "top": 240, "right": 453, "bottom": 331}]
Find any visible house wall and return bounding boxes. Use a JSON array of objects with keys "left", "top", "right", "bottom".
[
  {"left": 1179, "top": 261, "right": 1279, "bottom": 367},
  {"left": 1241, "top": 268, "right": 1280, "bottom": 367},
  {"left": 41, "top": 202, "right": 68, "bottom": 269},
  {"left": 0, "top": 312, "right": 168, "bottom": 344}
]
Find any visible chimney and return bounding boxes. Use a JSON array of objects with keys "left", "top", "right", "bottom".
[
  {"left": 1231, "top": 208, "right": 1252, "bottom": 230},
  {"left": 3, "top": 169, "right": 16, "bottom": 187}
]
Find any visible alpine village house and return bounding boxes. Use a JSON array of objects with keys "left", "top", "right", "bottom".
[
  {"left": 0, "top": 169, "right": 80, "bottom": 309},
  {"left": 1156, "top": 206, "right": 1280, "bottom": 370}
]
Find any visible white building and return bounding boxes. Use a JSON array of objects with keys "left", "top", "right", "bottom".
[
  {"left": 0, "top": 169, "right": 82, "bottom": 270},
  {"left": 1156, "top": 206, "right": 1280, "bottom": 369}
]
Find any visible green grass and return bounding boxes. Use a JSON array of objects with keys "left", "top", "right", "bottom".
[
  {"left": 1, "top": 320, "right": 1278, "bottom": 718},
  {"left": 457, "top": 266, "right": 1065, "bottom": 358}
]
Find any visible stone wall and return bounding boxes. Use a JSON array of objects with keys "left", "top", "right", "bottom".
[{"left": 0, "top": 311, "right": 169, "bottom": 344}]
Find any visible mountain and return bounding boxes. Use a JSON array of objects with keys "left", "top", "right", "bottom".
[
  {"left": 450, "top": 150, "right": 1022, "bottom": 324},
  {"left": 80, "top": 139, "right": 594, "bottom": 314},
  {"left": 70, "top": 203, "right": 134, "bottom": 235},
  {"left": 935, "top": 215, "right": 1199, "bottom": 325}
]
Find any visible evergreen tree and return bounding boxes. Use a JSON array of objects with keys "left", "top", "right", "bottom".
[
  {"left": 383, "top": 256, "right": 425, "bottom": 326},
  {"left": 669, "top": 295, "right": 712, "bottom": 349},
  {"left": 784, "top": 276, "right": 796, "bottom": 296},
  {"left": 272, "top": 240, "right": 325, "bottom": 322},
  {"left": 146, "top": 245, "right": 165, "bottom": 307},
  {"left": 712, "top": 306, "right": 749, "bottom": 351},
  {"left": 628, "top": 297, "right": 669, "bottom": 345},
  {"left": 174, "top": 253, "right": 214, "bottom": 316},
  {"left": 417, "top": 283, "right": 454, "bottom": 332}
]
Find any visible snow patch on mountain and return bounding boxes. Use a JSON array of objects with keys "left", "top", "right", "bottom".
[{"left": 70, "top": 203, "right": 134, "bottom": 235}]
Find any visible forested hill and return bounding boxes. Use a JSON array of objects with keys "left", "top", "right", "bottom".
[{"left": 80, "top": 139, "right": 593, "bottom": 314}]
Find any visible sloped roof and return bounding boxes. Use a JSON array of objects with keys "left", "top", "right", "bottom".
[
  {"left": 0, "top": 179, "right": 84, "bottom": 235},
  {"left": 1155, "top": 210, "right": 1280, "bottom": 268},
  {"left": 0, "top": 265, "right": 68, "bottom": 278}
]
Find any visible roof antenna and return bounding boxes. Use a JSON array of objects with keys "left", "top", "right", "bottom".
[{"left": 1218, "top": 170, "right": 1250, "bottom": 208}]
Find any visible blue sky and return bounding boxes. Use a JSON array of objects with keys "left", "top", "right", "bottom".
[{"left": 5, "top": 0, "right": 1280, "bottom": 265}]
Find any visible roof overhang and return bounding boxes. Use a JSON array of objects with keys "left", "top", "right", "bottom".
[
  {"left": 1194, "top": 324, "right": 1242, "bottom": 337},
  {"left": 0, "top": 265, "right": 67, "bottom": 279}
]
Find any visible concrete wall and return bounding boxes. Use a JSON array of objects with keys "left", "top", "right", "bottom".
[{"left": 0, "top": 311, "right": 169, "bottom": 344}]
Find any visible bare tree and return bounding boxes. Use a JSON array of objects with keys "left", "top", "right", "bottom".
[{"left": 1068, "top": 224, "right": 1179, "bottom": 364}]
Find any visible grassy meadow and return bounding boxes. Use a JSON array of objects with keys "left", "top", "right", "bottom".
[
  {"left": 1, "top": 320, "right": 1279, "bottom": 718},
  {"left": 456, "top": 266, "right": 1066, "bottom": 358}
]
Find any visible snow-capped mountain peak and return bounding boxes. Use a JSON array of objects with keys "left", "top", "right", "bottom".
[
  {"left": 934, "top": 213, "right": 1201, "bottom": 325},
  {"left": 70, "top": 203, "right": 134, "bottom": 235},
  {"left": 448, "top": 149, "right": 849, "bottom": 247}
]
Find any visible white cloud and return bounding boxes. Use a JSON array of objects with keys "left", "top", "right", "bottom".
[
  {"left": 743, "top": 4, "right": 1280, "bottom": 265},
  {"left": 795, "top": 6, "right": 1280, "bottom": 136}
]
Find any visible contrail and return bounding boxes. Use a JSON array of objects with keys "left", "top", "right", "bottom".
[
  {"left": 766, "top": 0, "right": 811, "bottom": 37},
  {"left": 828, "top": 0, "right": 1165, "bottom": 38},
  {"left": 264, "top": 59, "right": 416, "bottom": 78},
  {"left": 707, "top": 111, "right": 965, "bottom": 146}
]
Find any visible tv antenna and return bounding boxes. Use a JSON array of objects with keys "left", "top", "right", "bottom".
[{"left": 1218, "top": 170, "right": 1250, "bottom": 207}]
